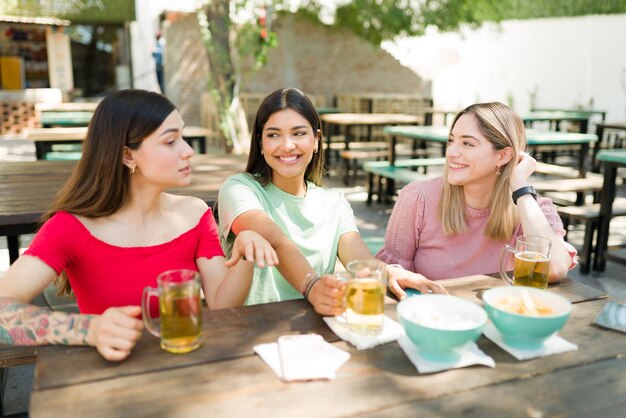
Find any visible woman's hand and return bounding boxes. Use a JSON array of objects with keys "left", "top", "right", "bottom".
[
  {"left": 387, "top": 266, "right": 448, "bottom": 300},
  {"left": 86, "top": 306, "right": 144, "bottom": 362},
  {"left": 307, "top": 274, "right": 346, "bottom": 316},
  {"left": 509, "top": 151, "right": 537, "bottom": 191},
  {"left": 226, "top": 230, "right": 279, "bottom": 268}
]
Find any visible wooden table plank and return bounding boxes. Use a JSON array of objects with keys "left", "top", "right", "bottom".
[
  {"left": 29, "top": 298, "right": 624, "bottom": 418},
  {"left": 439, "top": 274, "right": 607, "bottom": 305},
  {"left": 360, "top": 357, "right": 626, "bottom": 417},
  {"left": 33, "top": 299, "right": 339, "bottom": 390}
]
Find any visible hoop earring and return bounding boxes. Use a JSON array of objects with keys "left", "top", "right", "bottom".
[
  {"left": 130, "top": 166, "right": 135, "bottom": 175},
  {"left": 496, "top": 166, "right": 501, "bottom": 176}
]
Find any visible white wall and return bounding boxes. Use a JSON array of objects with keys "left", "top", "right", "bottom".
[{"left": 383, "top": 14, "right": 626, "bottom": 121}]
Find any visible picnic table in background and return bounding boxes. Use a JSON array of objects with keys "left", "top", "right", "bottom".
[
  {"left": 593, "top": 149, "right": 626, "bottom": 273},
  {"left": 592, "top": 122, "right": 626, "bottom": 172},
  {"left": 320, "top": 113, "right": 422, "bottom": 161},
  {"left": 35, "top": 102, "right": 99, "bottom": 128},
  {"left": 27, "top": 274, "right": 622, "bottom": 418},
  {"left": 23, "top": 126, "right": 216, "bottom": 160},
  {"left": 531, "top": 108, "right": 607, "bottom": 122},
  {"left": 0, "top": 153, "right": 246, "bottom": 265},
  {"left": 39, "top": 111, "right": 93, "bottom": 128},
  {"left": 521, "top": 111, "right": 595, "bottom": 134}
]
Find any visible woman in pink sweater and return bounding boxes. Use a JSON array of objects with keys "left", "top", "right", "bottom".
[{"left": 377, "top": 102, "right": 577, "bottom": 298}]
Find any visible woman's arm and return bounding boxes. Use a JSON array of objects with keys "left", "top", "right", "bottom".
[
  {"left": 199, "top": 230, "right": 278, "bottom": 309},
  {"left": 230, "top": 210, "right": 343, "bottom": 315},
  {"left": 510, "top": 152, "right": 574, "bottom": 281},
  {"left": 0, "top": 256, "right": 143, "bottom": 361},
  {"left": 338, "top": 232, "right": 447, "bottom": 300}
]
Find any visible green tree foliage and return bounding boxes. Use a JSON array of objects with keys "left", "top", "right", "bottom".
[
  {"left": 483, "top": 0, "right": 626, "bottom": 21},
  {"left": 332, "top": 0, "right": 503, "bottom": 45}
]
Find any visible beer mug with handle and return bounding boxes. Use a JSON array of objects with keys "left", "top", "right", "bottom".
[
  {"left": 142, "top": 269, "right": 203, "bottom": 354},
  {"left": 500, "top": 235, "right": 551, "bottom": 289},
  {"left": 345, "top": 259, "right": 387, "bottom": 335}
]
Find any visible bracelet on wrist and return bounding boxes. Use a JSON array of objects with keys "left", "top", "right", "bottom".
[
  {"left": 303, "top": 275, "right": 321, "bottom": 302},
  {"left": 512, "top": 185, "right": 537, "bottom": 205}
]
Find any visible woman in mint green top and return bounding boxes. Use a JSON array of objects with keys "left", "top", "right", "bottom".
[{"left": 218, "top": 88, "right": 446, "bottom": 315}]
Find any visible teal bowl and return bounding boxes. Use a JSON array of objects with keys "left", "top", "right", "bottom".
[
  {"left": 482, "top": 286, "right": 572, "bottom": 350},
  {"left": 397, "top": 294, "right": 487, "bottom": 362}
]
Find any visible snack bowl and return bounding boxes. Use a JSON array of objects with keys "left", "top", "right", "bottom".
[
  {"left": 482, "top": 286, "right": 572, "bottom": 350},
  {"left": 397, "top": 294, "right": 487, "bottom": 361}
]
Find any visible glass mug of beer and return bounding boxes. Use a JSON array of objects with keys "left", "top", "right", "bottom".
[
  {"left": 499, "top": 235, "right": 551, "bottom": 289},
  {"left": 344, "top": 259, "right": 387, "bottom": 335},
  {"left": 141, "top": 269, "right": 203, "bottom": 354}
]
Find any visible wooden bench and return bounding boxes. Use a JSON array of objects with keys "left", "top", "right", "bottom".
[
  {"left": 531, "top": 176, "right": 605, "bottom": 206},
  {"left": 557, "top": 199, "right": 626, "bottom": 274},
  {"left": 339, "top": 145, "right": 425, "bottom": 185},
  {"left": 363, "top": 158, "right": 446, "bottom": 204},
  {"left": 534, "top": 162, "right": 602, "bottom": 179}
]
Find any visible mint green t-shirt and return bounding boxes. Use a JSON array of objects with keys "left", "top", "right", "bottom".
[{"left": 218, "top": 173, "right": 359, "bottom": 305}]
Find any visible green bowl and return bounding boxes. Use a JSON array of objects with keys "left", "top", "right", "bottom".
[
  {"left": 397, "top": 294, "right": 487, "bottom": 362},
  {"left": 482, "top": 286, "right": 572, "bottom": 350}
]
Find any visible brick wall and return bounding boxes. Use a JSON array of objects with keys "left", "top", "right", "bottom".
[
  {"left": 242, "top": 14, "right": 428, "bottom": 104},
  {"left": 163, "top": 13, "right": 209, "bottom": 127},
  {"left": 165, "top": 13, "right": 428, "bottom": 127}
]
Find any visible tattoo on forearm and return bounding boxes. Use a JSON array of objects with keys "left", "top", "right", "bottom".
[{"left": 0, "top": 297, "right": 92, "bottom": 346}]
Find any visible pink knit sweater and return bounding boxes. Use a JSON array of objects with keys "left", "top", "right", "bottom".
[{"left": 376, "top": 177, "right": 575, "bottom": 280}]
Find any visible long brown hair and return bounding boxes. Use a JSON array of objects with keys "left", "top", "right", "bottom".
[
  {"left": 437, "top": 102, "right": 526, "bottom": 241},
  {"left": 245, "top": 88, "right": 325, "bottom": 186},
  {"left": 45, "top": 89, "right": 177, "bottom": 294}
]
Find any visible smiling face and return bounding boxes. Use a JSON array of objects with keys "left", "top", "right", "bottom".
[
  {"left": 446, "top": 113, "right": 508, "bottom": 189},
  {"left": 261, "top": 108, "right": 319, "bottom": 195},
  {"left": 126, "top": 110, "right": 195, "bottom": 188}
]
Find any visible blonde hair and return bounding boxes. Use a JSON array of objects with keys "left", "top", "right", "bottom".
[{"left": 437, "top": 102, "right": 526, "bottom": 241}]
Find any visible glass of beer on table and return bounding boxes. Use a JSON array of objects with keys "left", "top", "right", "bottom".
[
  {"left": 499, "top": 235, "right": 551, "bottom": 289},
  {"left": 142, "top": 269, "right": 203, "bottom": 353},
  {"left": 344, "top": 259, "right": 387, "bottom": 335}
]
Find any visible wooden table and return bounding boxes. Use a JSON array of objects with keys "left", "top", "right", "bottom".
[
  {"left": 0, "top": 153, "right": 246, "bottom": 264},
  {"left": 320, "top": 113, "right": 422, "bottom": 164},
  {"left": 531, "top": 108, "right": 607, "bottom": 122},
  {"left": 592, "top": 122, "right": 626, "bottom": 172},
  {"left": 593, "top": 149, "right": 626, "bottom": 272},
  {"left": 35, "top": 102, "right": 100, "bottom": 113},
  {"left": 28, "top": 274, "right": 622, "bottom": 418},
  {"left": 40, "top": 111, "right": 93, "bottom": 128},
  {"left": 521, "top": 111, "right": 595, "bottom": 134},
  {"left": 23, "top": 126, "right": 216, "bottom": 160}
]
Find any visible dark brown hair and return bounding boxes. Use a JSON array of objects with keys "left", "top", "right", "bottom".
[
  {"left": 44, "top": 89, "right": 177, "bottom": 294},
  {"left": 245, "top": 88, "right": 325, "bottom": 186}
]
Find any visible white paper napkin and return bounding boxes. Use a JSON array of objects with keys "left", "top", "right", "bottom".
[
  {"left": 323, "top": 315, "right": 404, "bottom": 350},
  {"left": 483, "top": 323, "right": 578, "bottom": 361},
  {"left": 253, "top": 335, "right": 350, "bottom": 381},
  {"left": 397, "top": 334, "right": 495, "bottom": 373}
]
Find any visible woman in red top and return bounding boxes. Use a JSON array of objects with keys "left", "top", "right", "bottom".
[{"left": 0, "top": 90, "right": 277, "bottom": 361}]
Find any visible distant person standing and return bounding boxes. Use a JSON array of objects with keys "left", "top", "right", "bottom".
[{"left": 152, "top": 32, "right": 165, "bottom": 94}]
